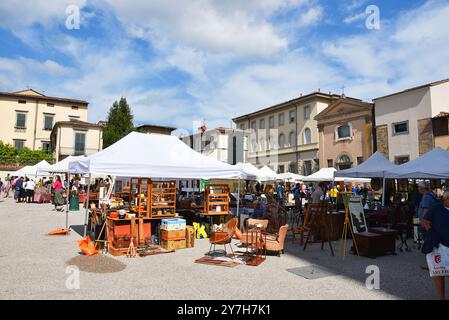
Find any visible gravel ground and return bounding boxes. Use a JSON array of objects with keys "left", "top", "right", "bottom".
[{"left": 0, "top": 196, "right": 442, "bottom": 300}]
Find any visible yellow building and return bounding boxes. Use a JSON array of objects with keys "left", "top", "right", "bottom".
[
  {"left": 0, "top": 88, "right": 88, "bottom": 151},
  {"left": 233, "top": 92, "right": 352, "bottom": 175}
]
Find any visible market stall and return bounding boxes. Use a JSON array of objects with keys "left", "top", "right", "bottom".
[{"left": 68, "top": 132, "right": 250, "bottom": 255}]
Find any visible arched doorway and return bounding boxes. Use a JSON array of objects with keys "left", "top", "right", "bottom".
[{"left": 336, "top": 154, "right": 352, "bottom": 170}]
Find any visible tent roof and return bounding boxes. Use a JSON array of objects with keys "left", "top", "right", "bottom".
[
  {"left": 304, "top": 167, "right": 370, "bottom": 182},
  {"left": 13, "top": 160, "right": 51, "bottom": 177},
  {"left": 48, "top": 155, "right": 85, "bottom": 173},
  {"left": 384, "top": 147, "right": 449, "bottom": 179},
  {"left": 234, "top": 162, "right": 259, "bottom": 180},
  {"left": 258, "top": 166, "right": 278, "bottom": 181},
  {"left": 277, "top": 172, "right": 304, "bottom": 181},
  {"left": 68, "top": 132, "right": 242, "bottom": 179},
  {"left": 334, "top": 151, "right": 397, "bottom": 178}
]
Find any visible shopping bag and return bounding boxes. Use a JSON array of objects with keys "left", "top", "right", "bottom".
[{"left": 426, "top": 244, "right": 449, "bottom": 277}]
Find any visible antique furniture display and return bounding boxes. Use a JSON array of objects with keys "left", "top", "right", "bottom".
[
  {"left": 204, "top": 184, "right": 230, "bottom": 215},
  {"left": 369, "top": 227, "right": 398, "bottom": 255},
  {"left": 302, "top": 203, "right": 335, "bottom": 256},
  {"left": 129, "top": 177, "right": 151, "bottom": 218},
  {"left": 264, "top": 224, "right": 288, "bottom": 257},
  {"left": 150, "top": 181, "right": 177, "bottom": 218},
  {"left": 106, "top": 216, "right": 152, "bottom": 256},
  {"left": 244, "top": 226, "right": 267, "bottom": 266}
]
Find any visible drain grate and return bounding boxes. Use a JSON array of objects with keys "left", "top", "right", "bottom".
[{"left": 287, "top": 265, "right": 339, "bottom": 280}]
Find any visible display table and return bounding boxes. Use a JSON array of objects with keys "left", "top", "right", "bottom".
[{"left": 34, "top": 191, "right": 52, "bottom": 203}]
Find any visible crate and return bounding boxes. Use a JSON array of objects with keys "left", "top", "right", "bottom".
[
  {"left": 161, "top": 229, "right": 186, "bottom": 241},
  {"left": 161, "top": 218, "right": 186, "bottom": 231},
  {"left": 160, "top": 239, "right": 186, "bottom": 250}
]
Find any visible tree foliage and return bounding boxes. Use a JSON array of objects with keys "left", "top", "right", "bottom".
[
  {"left": 103, "top": 97, "right": 134, "bottom": 148},
  {"left": 0, "top": 141, "right": 53, "bottom": 165}
]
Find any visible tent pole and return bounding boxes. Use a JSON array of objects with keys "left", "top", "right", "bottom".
[
  {"left": 66, "top": 172, "right": 69, "bottom": 231},
  {"left": 382, "top": 178, "right": 386, "bottom": 207},
  {"left": 236, "top": 177, "right": 241, "bottom": 217},
  {"left": 83, "top": 173, "right": 92, "bottom": 238}
]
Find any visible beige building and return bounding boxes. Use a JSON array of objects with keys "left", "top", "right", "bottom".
[
  {"left": 180, "top": 127, "right": 249, "bottom": 165},
  {"left": 374, "top": 79, "right": 449, "bottom": 163},
  {"left": 135, "top": 124, "right": 176, "bottom": 135},
  {"left": 233, "top": 92, "right": 352, "bottom": 175},
  {"left": 50, "top": 120, "right": 103, "bottom": 162},
  {"left": 0, "top": 88, "right": 88, "bottom": 152},
  {"left": 315, "top": 97, "right": 374, "bottom": 170}
]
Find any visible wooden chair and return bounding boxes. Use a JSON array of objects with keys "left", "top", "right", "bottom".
[
  {"left": 302, "top": 203, "right": 334, "bottom": 256},
  {"left": 291, "top": 204, "right": 314, "bottom": 244},
  {"left": 208, "top": 217, "right": 238, "bottom": 256}
]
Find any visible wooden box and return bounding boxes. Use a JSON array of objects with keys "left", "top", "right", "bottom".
[
  {"left": 160, "top": 239, "right": 186, "bottom": 250},
  {"left": 369, "top": 227, "right": 398, "bottom": 254},
  {"left": 354, "top": 232, "right": 396, "bottom": 258},
  {"left": 161, "top": 229, "right": 186, "bottom": 241}
]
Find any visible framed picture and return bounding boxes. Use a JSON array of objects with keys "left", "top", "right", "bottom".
[{"left": 348, "top": 195, "right": 368, "bottom": 234}]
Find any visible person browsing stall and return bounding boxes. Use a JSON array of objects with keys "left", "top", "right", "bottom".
[{"left": 421, "top": 191, "right": 449, "bottom": 300}]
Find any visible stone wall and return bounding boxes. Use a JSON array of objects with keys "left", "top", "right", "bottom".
[
  {"left": 417, "top": 118, "right": 434, "bottom": 156},
  {"left": 375, "top": 125, "right": 389, "bottom": 158}
]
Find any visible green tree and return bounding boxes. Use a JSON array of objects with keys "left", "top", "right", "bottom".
[{"left": 103, "top": 97, "right": 134, "bottom": 148}]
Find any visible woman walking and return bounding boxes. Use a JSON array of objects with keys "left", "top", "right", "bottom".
[{"left": 52, "top": 175, "right": 65, "bottom": 211}]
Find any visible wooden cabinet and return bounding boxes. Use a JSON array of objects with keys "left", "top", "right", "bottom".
[
  {"left": 128, "top": 178, "right": 177, "bottom": 218},
  {"left": 150, "top": 181, "right": 176, "bottom": 218},
  {"left": 106, "top": 217, "right": 151, "bottom": 256},
  {"left": 204, "top": 184, "right": 230, "bottom": 215}
]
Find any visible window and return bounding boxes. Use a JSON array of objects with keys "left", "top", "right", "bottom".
[
  {"left": 74, "top": 132, "right": 86, "bottom": 156},
  {"left": 278, "top": 133, "right": 285, "bottom": 148},
  {"left": 304, "top": 160, "right": 312, "bottom": 176},
  {"left": 15, "top": 112, "right": 27, "bottom": 129},
  {"left": 251, "top": 121, "right": 256, "bottom": 131},
  {"left": 303, "top": 128, "right": 312, "bottom": 144},
  {"left": 250, "top": 139, "right": 257, "bottom": 152},
  {"left": 43, "top": 114, "right": 54, "bottom": 130},
  {"left": 269, "top": 135, "right": 275, "bottom": 149},
  {"left": 393, "top": 121, "right": 409, "bottom": 135},
  {"left": 289, "top": 131, "right": 296, "bottom": 146},
  {"left": 289, "top": 110, "right": 296, "bottom": 123},
  {"left": 232, "top": 136, "right": 237, "bottom": 165},
  {"left": 71, "top": 106, "right": 79, "bottom": 110},
  {"left": 289, "top": 163, "right": 297, "bottom": 174},
  {"left": 279, "top": 113, "right": 285, "bottom": 126},
  {"left": 357, "top": 157, "right": 364, "bottom": 165},
  {"left": 269, "top": 116, "right": 274, "bottom": 128},
  {"left": 278, "top": 165, "right": 285, "bottom": 174},
  {"left": 327, "top": 159, "right": 333, "bottom": 167},
  {"left": 18, "top": 99, "right": 26, "bottom": 104},
  {"left": 69, "top": 115, "right": 80, "bottom": 121},
  {"left": 303, "top": 105, "right": 311, "bottom": 120},
  {"left": 337, "top": 124, "right": 352, "bottom": 139},
  {"left": 433, "top": 118, "right": 449, "bottom": 136},
  {"left": 13, "top": 139, "right": 25, "bottom": 150},
  {"left": 47, "top": 103, "right": 54, "bottom": 107},
  {"left": 395, "top": 155, "right": 409, "bottom": 165},
  {"left": 259, "top": 118, "right": 265, "bottom": 129},
  {"left": 41, "top": 141, "right": 51, "bottom": 153},
  {"left": 239, "top": 124, "right": 245, "bottom": 130}
]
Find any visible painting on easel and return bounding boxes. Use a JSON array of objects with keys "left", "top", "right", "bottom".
[{"left": 348, "top": 195, "right": 368, "bottom": 234}]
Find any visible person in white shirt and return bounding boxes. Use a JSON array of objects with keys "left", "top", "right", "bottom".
[{"left": 25, "top": 178, "right": 35, "bottom": 203}]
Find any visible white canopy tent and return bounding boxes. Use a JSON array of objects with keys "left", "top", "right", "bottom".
[
  {"left": 68, "top": 132, "right": 246, "bottom": 237},
  {"left": 48, "top": 155, "right": 86, "bottom": 173},
  {"left": 13, "top": 160, "right": 52, "bottom": 177},
  {"left": 69, "top": 132, "right": 243, "bottom": 179},
  {"left": 384, "top": 147, "right": 449, "bottom": 179},
  {"left": 334, "top": 151, "right": 398, "bottom": 178},
  {"left": 277, "top": 172, "right": 304, "bottom": 182},
  {"left": 258, "top": 165, "right": 278, "bottom": 182},
  {"left": 303, "top": 167, "right": 371, "bottom": 183},
  {"left": 234, "top": 162, "right": 260, "bottom": 180}
]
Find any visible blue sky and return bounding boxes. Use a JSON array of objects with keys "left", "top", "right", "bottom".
[{"left": 1, "top": 0, "right": 448, "bottom": 134}]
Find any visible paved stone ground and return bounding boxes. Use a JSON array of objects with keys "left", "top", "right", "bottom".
[{"left": 0, "top": 196, "right": 442, "bottom": 300}]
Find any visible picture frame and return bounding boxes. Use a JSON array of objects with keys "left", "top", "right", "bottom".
[{"left": 348, "top": 195, "right": 368, "bottom": 234}]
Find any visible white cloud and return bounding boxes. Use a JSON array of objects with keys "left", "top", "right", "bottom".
[
  {"left": 297, "top": 6, "right": 323, "bottom": 27},
  {"left": 343, "top": 12, "right": 366, "bottom": 24}
]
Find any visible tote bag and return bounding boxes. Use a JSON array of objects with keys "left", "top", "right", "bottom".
[{"left": 426, "top": 244, "right": 449, "bottom": 277}]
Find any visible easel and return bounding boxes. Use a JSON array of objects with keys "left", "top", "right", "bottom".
[
  {"left": 303, "top": 203, "right": 334, "bottom": 256},
  {"left": 339, "top": 192, "right": 359, "bottom": 259}
]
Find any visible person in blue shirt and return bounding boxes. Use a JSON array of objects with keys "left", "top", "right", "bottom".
[
  {"left": 422, "top": 191, "right": 449, "bottom": 300},
  {"left": 418, "top": 181, "right": 439, "bottom": 222}
]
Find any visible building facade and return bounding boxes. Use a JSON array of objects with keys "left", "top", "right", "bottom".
[
  {"left": 374, "top": 79, "right": 449, "bottom": 163},
  {"left": 135, "top": 124, "right": 176, "bottom": 135},
  {"left": 315, "top": 97, "right": 374, "bottom": 170},
  {"left": 233, "top": 92, "right": 351, "bottom": 175},
  {"left": 50, "top": 120, "right": 103, "bottom": 162},
  {"left": 0, "top": 89, "right": 88, "bottom": 152},
  {"left": 180, "top": 127, "right": 249, "bottom": 165}
]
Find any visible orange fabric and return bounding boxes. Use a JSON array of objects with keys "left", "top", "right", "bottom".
[
  {"left": 235, "top": 227, "right": 242, "bottom": 240},
  {"left": 77, "top": 235, "right": 99, "bottom": 256},
  {"left": 48, "top": 228, "right": 69, "bottom": 235}
]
